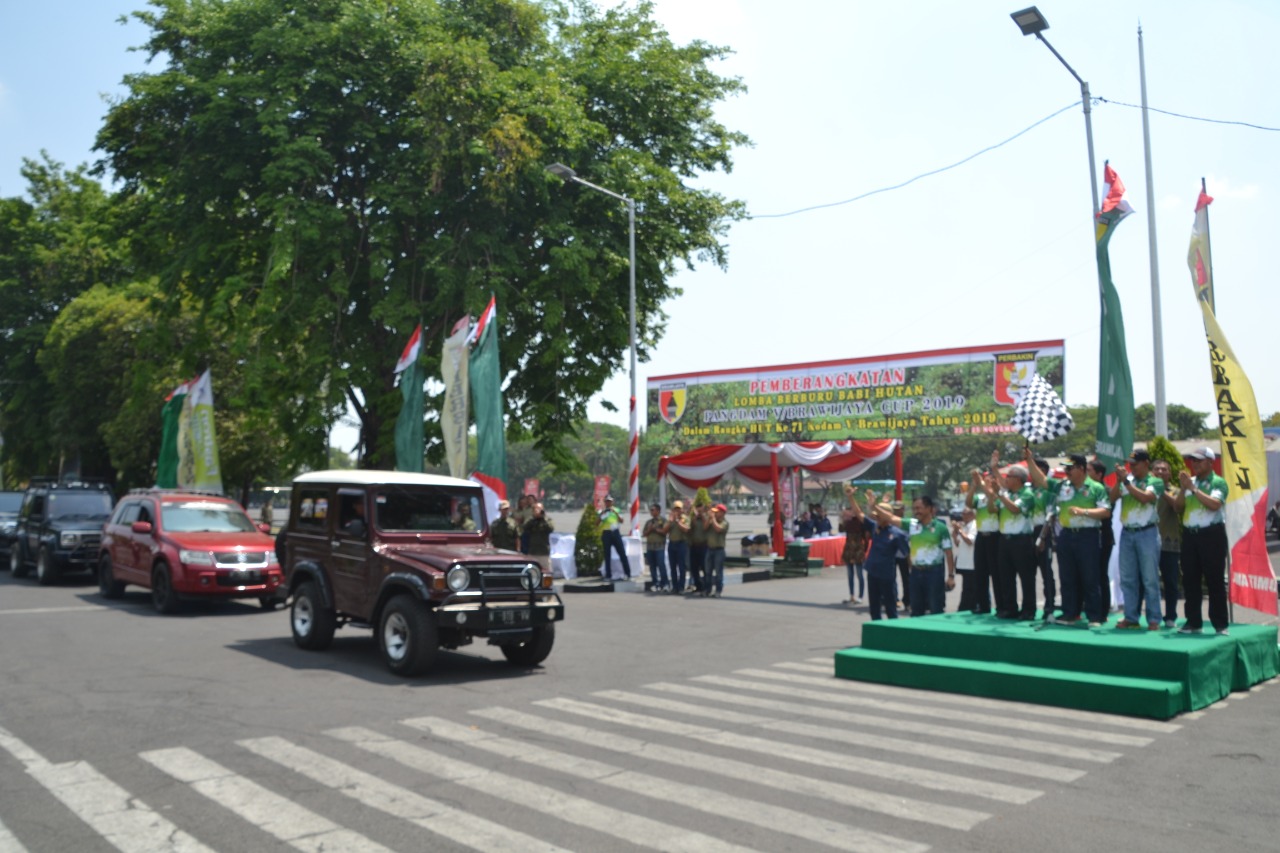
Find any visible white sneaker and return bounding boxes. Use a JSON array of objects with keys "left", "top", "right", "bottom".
[{"left": 1216, "top": 628, "right": 1230, "bottom": 636}]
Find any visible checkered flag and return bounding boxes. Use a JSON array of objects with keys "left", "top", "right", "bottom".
[{"left": 1010, "top": 373, "right": 1074, "bottom": 444}]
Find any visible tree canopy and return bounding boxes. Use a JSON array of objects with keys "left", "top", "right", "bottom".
[{"left": 96, "top": 0, "right": 748, "bottom": 472}]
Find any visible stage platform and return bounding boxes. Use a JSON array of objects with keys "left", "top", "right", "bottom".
[{"left": 834, "top": 612, "right": 1279, "bottom": 720}]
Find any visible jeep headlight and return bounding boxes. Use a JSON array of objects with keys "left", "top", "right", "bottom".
[
  {"left": 60, "top": 532, "right": 81, "bottom": 548},
  {"left": 446, "top": 565, "right": 470, "bottom": 592},
  {"left": 0, "top": 521, "right": 14, "bottom": 536},
  {"left": 521, "top": 564, "right": 541, "bottom": 591},
  {"left": 179, "top": 549, "right": 215, "bottom": 566}
]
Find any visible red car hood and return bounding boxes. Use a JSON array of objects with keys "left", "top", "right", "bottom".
[{"left": 164, "top": 531, "right": 276, "bottom": 550}]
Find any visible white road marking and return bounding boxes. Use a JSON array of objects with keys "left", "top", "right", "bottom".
[
  {"left": 140, "top": 747, "right": 392, "bottom": 853},
  {"left": 791, "top": 660, "right": 1182, "bottom": 732},
  {"left": 649, "top": 680, "right": 1120, "bottom": 763},
  {"left": 600, "top": 687, "right": 1084, "bottom": 782},
  {"left": 471, "top": 704, "right": 989, "bottom": 830},
  {"left": 399, "top": 716, "right": 930, "bottom": 853},
  {"left": 535, "top": 696, "right": 1039, "bottom": 805},
  {"left": 0, "top": 725, "right": 212, "bottom": 853},
  {"left": 328, "top": 724, "right": 766, "bottom": 853},
  {"left": 0, "top": 817, "right": 29, "bottom": 853},
  {"left": 238, "top": 736, "right": 569, "bottom": 853},
  {"left": 715, "top": 671, "right": 1157, "bottom": 746}
]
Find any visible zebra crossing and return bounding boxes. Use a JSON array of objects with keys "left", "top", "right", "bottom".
[{"left": 0, "top": 656, "right": 1189, "bottom": 853}]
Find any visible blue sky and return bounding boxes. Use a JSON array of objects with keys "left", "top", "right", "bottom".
[{"left": 2, "top": 1, "right": 1276, "bottom": 453}]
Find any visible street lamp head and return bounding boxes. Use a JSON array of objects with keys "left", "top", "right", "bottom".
[
  {"left": 1010, "top": 6, "right": 1049, "bottom": 36},
  {"left": 545, "top": 162, "right": 577, "bottom": 181}
]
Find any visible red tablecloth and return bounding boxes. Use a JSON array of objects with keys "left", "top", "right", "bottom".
[{"left": 804, "top": 536, "right": 846, "bottom": 567}]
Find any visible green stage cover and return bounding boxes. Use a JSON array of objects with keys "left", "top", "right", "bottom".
[{"left": 834, "top": 612, "right": 1278, "bottom": 719}]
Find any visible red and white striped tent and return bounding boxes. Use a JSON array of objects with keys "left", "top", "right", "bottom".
[{"left": 657, "top": 440, "right": 900, "bottom": 555}]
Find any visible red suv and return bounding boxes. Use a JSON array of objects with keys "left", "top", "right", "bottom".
[{"left": 97, "top": 490, "right": 283, "bottom": 614}]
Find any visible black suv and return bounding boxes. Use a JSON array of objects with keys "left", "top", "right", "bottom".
[
  {"left": 0, "top": 490, "right": 23, "bottom": 563},
  {"left": 283, "top": 470, "right": 564, "bottom": 676},
  {"left": 10, "top": 479, "right": 115, "bottom": 585}
]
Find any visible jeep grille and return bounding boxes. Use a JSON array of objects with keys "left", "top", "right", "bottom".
[{"left": 466, "top": 563, "right": 535, "bottom": 593}]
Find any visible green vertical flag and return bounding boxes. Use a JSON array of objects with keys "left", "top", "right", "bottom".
[
  {"left": 1094, "top": 161, "right": 1135, "bottom": 467},
  {"left": 468, "top": 295, "right": 507, "bottom": 484},
  {"left": 393, "top": 324, "right": 425, "bottom": 473},
  {"left": 155, "top": 379, "right": 191, "bottom": 488}
]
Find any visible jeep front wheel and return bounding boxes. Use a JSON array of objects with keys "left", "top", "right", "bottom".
[
  {"left": 379, "top": 596, "right": 437, "bottom": 677},
  {"left": 501, "top": 624, "right": 556, "bottom": 667},
  {"left": 36, "top": 547, "right": 60, "bottom": 586},
  {"left": 291, "top": 581, "right": 335, "bottom": 650},
  {"left": 98, "top": 555, "right": 125, "bottom": 599}
]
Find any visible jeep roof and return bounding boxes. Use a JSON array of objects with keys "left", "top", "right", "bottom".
[{"left": 292, "top": 470, "right": 478, "bottom": 488}]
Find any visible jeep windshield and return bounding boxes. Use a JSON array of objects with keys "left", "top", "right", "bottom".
[
  {"left": 162, "top": 502, "right": 259, "bottom": 533},
  {"left": 48, "top": 493, "right": 113, "bottom": 519},
  {"left": 373, "top": 486, "right": 484, "bottom": 533}
]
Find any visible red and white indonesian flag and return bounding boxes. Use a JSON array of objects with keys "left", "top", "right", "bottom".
[
  {"left": 394, "top": 324, "right": 422, "bottom": 374},
  {"left": 468, "top": 295, "right": 496, "bottom": 346},
  {"left": 1099, "top": 162, "right": 1134, "bottom": 218},
  {"left": 1185, "top": 189, "right": 1275, "bottom": 614},
  {"left": 470, "top": 471, "right": 507, "bottom": 527}
]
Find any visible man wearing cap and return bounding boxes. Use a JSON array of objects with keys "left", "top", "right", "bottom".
[
  {"left": 704, "top": 504, "right": 730, "bottom": 597},
  {"left": 988, "top": 450, "right": 1038, "bottom": 619},
  {"left": 642, "top": 503, "right": 671, "bottom": 592},
  {"left": 598, "top": 496, "right": 631, "bottom": 580},
  {"left": 489, "top": 499, "right": 519, "bottom": 552},
  {"left": 1110, "top": 449, "right": 1164, "bottom": 630},
  {"left": 667, "top": 501, "right": 690, "bottom": 594},
  {"left": 1027, "top": 450, "right": 1111, "bottom": 626},
  {"left": 1170, "top": 447, "right": 1230, "bottom": 635}
]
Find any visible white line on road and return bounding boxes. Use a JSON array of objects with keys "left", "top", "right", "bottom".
[
  {"left": 238, "top": 736, "right": 570, "bottom": 853},
  {"left": 649, "top": 681, "right": 1120, "bottom": 763},
  {"left": 471, "top": 704, "right": 990, "bottom": 831},
  {"left": 721, "top": 670, "right": 1158, "bottom": 746},
  {"left": 604, "top": 686, "right": 1085, "bottom": 782},
  {"left": 328, "top": 724, "right": 767, "bottom": 853},
  {"left": 400, "top": 716, "right": 930, "bottom": 853},
  {"left": 791, "top": 660, "right": 1183, "bottom": 732},
  {"left": 140, "top": 747, "right": 392, "bottom": 853},
  {"left": 0, "top": 817, "right": 28, "bottom": 853},
  {"left": 0, "top": 725, "right": 212, "bottom": 853},
  {"left": 0, "top": 606, "right": 104, "bottom": 616},
  {"left": 535, "top": 696, "right": 1039, "bottom": 805}
]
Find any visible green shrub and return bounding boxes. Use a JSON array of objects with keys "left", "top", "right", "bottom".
[
  {"left": 693, "top": 486, "right": 712, "bottom": 508},
  {"left": 1146, "top": 435, "right": 1186, "bottom": 479},
  {"left": 574, "top": 503, "right": 604, "bottom": 578}
]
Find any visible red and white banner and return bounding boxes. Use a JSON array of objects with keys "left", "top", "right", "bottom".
[
  {"left": 657, "top": 440, "right": 899, "bottom": 497},
  {"left": 523, "top": 478, "right": 541, "bottom": 500},
  {"left": 592, "top": 475, "right": 611, "bottom": 510},
  {"left": 469, "top": 472, "right": 506, "bottom": 529}
]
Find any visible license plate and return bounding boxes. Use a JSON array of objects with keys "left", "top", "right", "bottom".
[{"left": 492, "top": 608, "right": 531, "bottom": 626}]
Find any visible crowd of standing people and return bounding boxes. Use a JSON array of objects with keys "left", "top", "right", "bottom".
[
  {"left": 488, "top": 494, "right": 555, "bottom": 570},
  {"left": 640, "top": 499, "right": 730, "bottom": 596}
]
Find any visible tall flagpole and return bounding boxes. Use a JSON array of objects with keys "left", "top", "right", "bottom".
[{"left": 1138, "top": 25, "right": 1168, "bottom": 437}]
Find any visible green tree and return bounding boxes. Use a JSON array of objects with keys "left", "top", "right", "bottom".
[
  {"left": 573, "top": 503, "right": 604, "bottom": 578},
  {"left": 98, "top": 0, "right": 748, "bottom": 472},
  {"left": 1134, "top": 403, "right": 1207, "bottom": 441}
]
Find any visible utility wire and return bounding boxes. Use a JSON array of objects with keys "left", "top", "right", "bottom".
[
  {"left": 749, "top": 97, "right": 1279, "bottom": 221},
  {"left": 1095, "top": 97, "right": 1280, "bottom": 131},
  {"left": 749, "top": 101, "right": 1082, "bottom": 219}
]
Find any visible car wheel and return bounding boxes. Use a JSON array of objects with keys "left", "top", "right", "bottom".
[
  {"left": 36, "top": 547, "right": 60, "bottom": 586},
  {"left": 10, "top": 545, "right": 29, "bottom": 578},
  {"left": 500, "top": 623, "right": 556, "bottom": 667},
  {"left": 98, "top": 555, "right": 125, "bottom": 599},
  {"left": 151, "top": 565, "right": 181, "bottom": 615},
  {"left": 379, "top": 595, "right": 437, "bottom": 677},
  {"left": 290, "top": 581, "right": 336, "bottom": 650}
]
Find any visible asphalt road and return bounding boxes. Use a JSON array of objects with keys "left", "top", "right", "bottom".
[{"left": 0, "top": 561, "right": 1277, "bottom": 853}]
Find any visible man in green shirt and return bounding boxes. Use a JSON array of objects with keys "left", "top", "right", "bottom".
[
  {"left": 1028, "top": 450, "right": 1111, "bottom": 626},
  {"left": 598, "top": 496, "right": 631, "bottom": 580},
  {"left": 489, "top": 499, "right": 519, "bottom": 551},
  {"left": 1170, "top": 447, "right": 1230, "bottom": 634},
  {"left": 964, "top": 468, "right": 1001, "bottom": 614},
  {"left": 1110, "top": 449, "right": 1164, "bottom": 630},
  {"left": 904, "top": 495, "right": 954, "bottom": 616},
  {"left": 990, "top": 450, "right": 1037, "bottom": 620}
]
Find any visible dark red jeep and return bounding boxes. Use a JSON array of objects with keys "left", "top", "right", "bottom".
[{"left": 281, "top": 471, "right": 563, "bottom": 676}]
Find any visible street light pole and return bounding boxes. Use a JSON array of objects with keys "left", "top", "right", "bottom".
[
  {"left": 1011, "top": 7, "right": 1100, "bottom": 220},
  {"left": 546, "top": 163, "right": 640, "bottom": 536}
]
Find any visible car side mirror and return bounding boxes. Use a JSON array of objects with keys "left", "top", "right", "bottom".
[
  {"left": 257, "top": 522, "right": 272, "bottom": 534},
  {"left": 131, "top": 521, "right": 153, "bottom": 535}
]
